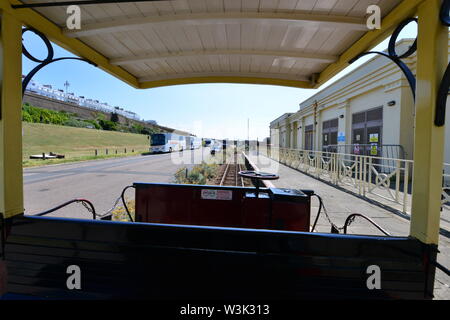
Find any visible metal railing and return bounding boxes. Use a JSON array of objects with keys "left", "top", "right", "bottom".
[
  {"left": 262, "top": 146, "right": 449, "bottom": 215},
  {"left": 444, "top": 163, "right": 450, "bottom": 210},
  {"left": 322, "top": 144, "right": 406, "bottom": 160}
]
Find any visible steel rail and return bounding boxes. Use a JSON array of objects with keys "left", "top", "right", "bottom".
[{"left": 219, "top": 163, "right": 230, "bottom": 186}]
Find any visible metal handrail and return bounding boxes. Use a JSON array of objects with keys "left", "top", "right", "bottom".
[
  {"left": 343, "top": 214, "right": 391, "bottom": 236},
  {"left": 34, "top": 198, "right": 96, "bottom": 220}
]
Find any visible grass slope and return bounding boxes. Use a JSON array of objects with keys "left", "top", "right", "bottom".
[{"left": 23, "top": 122, "right": 150, "bottom": 165}]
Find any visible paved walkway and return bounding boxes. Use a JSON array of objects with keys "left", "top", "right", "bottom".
[{"left": 248, "top": 153, "right": 450, "bottom": 300}]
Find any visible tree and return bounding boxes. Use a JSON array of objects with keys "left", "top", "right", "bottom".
[
  {"left": 98, "top": 119, "right": 117, "bottom": 131},
  {"left": 110, "top": 112, "right": 119, "bottom": 123}
]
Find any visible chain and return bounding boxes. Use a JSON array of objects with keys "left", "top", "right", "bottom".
[
  {"left": 321, "top": 202, "right": 345, "bottom": 232},
  {"left": 80, "top": 200, "right": 94, "bottom": 215},
  {"left": 345, "top": 215, "right": 357, "bottom": 228},
  {"left": 96, "top": 195, "right": 122, "bottom": 218}
]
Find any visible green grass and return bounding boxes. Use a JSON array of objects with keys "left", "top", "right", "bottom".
[
  {"left": 22, "top": 152, "right": 146, "bottom": 168},
  {"left": 23, "top": 122, "right": 151, "bottom": 166}
]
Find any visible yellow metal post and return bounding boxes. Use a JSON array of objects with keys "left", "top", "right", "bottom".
[
  {"left": 0, "top": 11, "right": 23, "bottom": 219},
  {"left": 410, "top": 0, "right": 447, "bottom": 244}
]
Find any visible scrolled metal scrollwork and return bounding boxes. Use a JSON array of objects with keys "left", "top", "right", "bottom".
[
  {"left": 435, "top": 0, "right": 450, "bottom": 127},
  {"left": 22, "top": 27, "right": 97, "bottom": 97},
  {"left": 349, "top": 17, "right": 418, "bottom": 100}
]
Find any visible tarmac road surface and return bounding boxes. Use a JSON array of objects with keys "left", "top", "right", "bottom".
[{"left": 23, "top": 148, "right": 212, "bottom": 219}]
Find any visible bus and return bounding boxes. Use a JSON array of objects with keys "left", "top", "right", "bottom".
[
  {"left": 150, "top": 133, "right": 187, "bottom": 153},
  {"left": 204, "top": 139, "right": 213, "bottom": 147}
]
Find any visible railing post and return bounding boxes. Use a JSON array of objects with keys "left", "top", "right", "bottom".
[
  {"left": 315, "top": 152, "right": 319, "bottom": 178},
  {"left": 359, "top": 156, "right": 363, "bottom": 195},
  {"left": 395, "top": 160, "right": 401, "bottom": 202},
  {"left": 331, "top": 153, "right": 335, "bottom": 184},
  {"left": 362, "top": 156, "right": 367, "bottom": 197},
  {"left": 335, "top": 153, "right": 340, "bottom": 185},
  {"left": 403, "top": 161, "right": 410, "bottom": 214}
]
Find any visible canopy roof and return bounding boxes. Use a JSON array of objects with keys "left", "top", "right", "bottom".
[{"left": 7, "top": 0, "right": 422, "bottom": 89}]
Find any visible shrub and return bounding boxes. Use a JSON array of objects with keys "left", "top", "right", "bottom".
[
  {"left": 22, "top": 110, "right": 33, "bottom": 122},
  {"left": 64, "top": 118, "right": 92, "bottom": 128},
  {"left": 22, "top": 104, "right": 69, "bottom": 125},
  {"left": 83, "top": 119, "right": 101, "bottom": 129},
  {"left": 98, "top": 119, "right": 117, "bottom": 131},
  {"left": 174, "top": 162, "right": 219, "bottom": 185},
  {"left": 187, "top": 171, "right": 206, "bottom": 185}
]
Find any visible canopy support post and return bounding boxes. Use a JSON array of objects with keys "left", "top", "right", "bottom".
[
  {"left": 0, "top": 11, "right": 23, "bottom": 220},
  {"left": 410, "top": 0, "right": 447, "bottom": 245}
]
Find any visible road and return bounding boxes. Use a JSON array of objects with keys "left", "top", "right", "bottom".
[{"left": 23, "top": 147, "right": 212, "bottom": 219}]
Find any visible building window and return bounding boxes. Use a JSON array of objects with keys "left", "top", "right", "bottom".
[
  {"left": 351, "top": 107, "right": 383, "bottom": 156},
  {"left": 304, "top": 124, "right": 314, "bottom": 150},
  {"left": 322, "top": 118, "right": 339, "bottom": 151}
]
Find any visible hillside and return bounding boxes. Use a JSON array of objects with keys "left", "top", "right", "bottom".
[
  {"left": 23, "top": 92, "right": 192, "bottom": 136},
  {"left": 23, "top": 122, "right": 150, "bottom": 160}
]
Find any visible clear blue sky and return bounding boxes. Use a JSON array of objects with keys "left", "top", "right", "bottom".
[{"left": 22, "top": 23, "right": 416, "bottom": 140}]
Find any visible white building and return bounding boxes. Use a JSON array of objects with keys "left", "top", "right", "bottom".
[
  {"left": 270, "top": 39, "right": 450, "bottom": 164},
  {"left": 24, "top": 78, "right": 141, "bottom": 121}
]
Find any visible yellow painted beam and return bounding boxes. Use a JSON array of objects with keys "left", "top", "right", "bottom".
[
  {"left": 139, "top": 76, "right": 313, "bottom": 89},
  {"left": 410, "top": 0, "right": 447, "bottom": 244},
  {"left": 0, "top": 10, "right": 23, "bottom": 218},
  {"left": 0, "top": 0, "right": 139, "bottom": 88},
  {"left": 315, "top": 0, "right": 426, "bottom": 88}
]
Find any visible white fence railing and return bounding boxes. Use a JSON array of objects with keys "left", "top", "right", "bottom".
[
  {"left": 263, "top": 147, "right": 449, "bottom": 215},
  {"left": 444, "top": 163, "right": 450, "bottom": 211}
]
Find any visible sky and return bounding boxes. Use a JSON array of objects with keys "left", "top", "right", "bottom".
[{"left": 22, "top": 21, "right": 417, "bottom": 141}]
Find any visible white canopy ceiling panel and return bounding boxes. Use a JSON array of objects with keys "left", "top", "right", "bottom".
[{"left": 16, "top": 0, "right": 405, "bottom": 88}]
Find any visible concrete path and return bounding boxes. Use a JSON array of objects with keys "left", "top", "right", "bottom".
[{"left": 249, "top": 153, "right": 450, "bottom": 300}]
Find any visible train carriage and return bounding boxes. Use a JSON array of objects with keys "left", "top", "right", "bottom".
[{"left": 0, "top": 0, "right": 449, "bottom": 301}]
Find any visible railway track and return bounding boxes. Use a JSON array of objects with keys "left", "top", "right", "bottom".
[{"left": 217, "top": 153, "right": 247, "bottom": 187}]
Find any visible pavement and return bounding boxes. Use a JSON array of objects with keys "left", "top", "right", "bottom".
[{"left": 248, "top": 152, "right": 450, "bottom": 300}]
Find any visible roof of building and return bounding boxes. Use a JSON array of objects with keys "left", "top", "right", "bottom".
[
  {"left": 299, "top": 38, "right": 417, "bottom": 110},
  {"left": 270, "top": 113, "right": 294, "bottom": 127}
]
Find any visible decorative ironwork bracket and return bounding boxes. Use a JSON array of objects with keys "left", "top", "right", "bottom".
[
  {"left": 22, "top": 27, "right": 97, "bottom": 98},
  {"left": 435, "top": 0, "right": 450, "bottom": 127},
  {"left": 349, "top": 18, "right": 418, "bottom": 101}
]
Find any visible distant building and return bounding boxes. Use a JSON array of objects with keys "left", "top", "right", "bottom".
[{"left": 23, "top": 77, "right": 141, "bottom": 121}]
